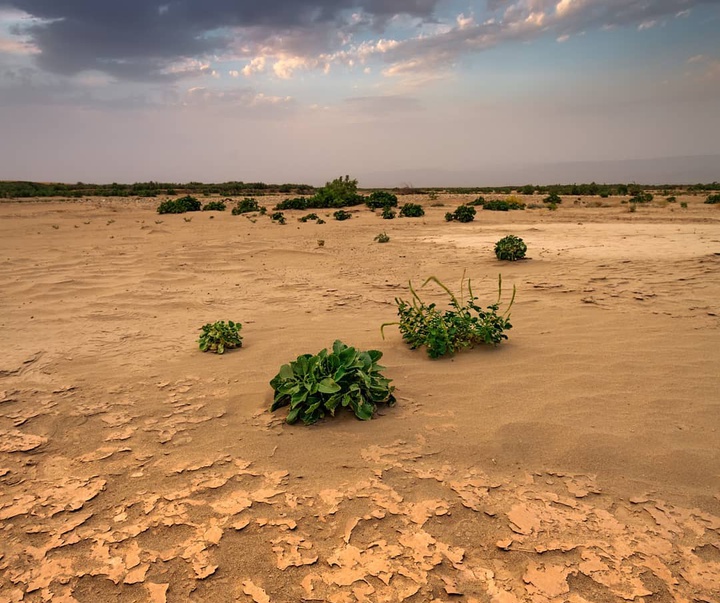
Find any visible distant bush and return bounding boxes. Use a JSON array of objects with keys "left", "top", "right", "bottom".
[
  {"left": 313, "top": 175, "right": 365, "bottom": 208},
  {"left": 483, "top": 199, "right": 525, "bottom": 211},
  {"left": 467, "top": 197, "right": 485, "bottom": 206},
  {"left": 680, "top": 201, "right": 688, "bottom": 208},
  {"left": 666, "top": 196, "right": 677, "bottom": 203},
  {"left": 495, "top": 235, "right": 527, "bottom": 261},
  {"left": 299, "top": 213, "right": 319, "bottom": 222},
  {"left": 275, "top": 197, "right": 309, "bottom": 211},
  {"left": 232, "top": 198, "right": 260, "bottom": 214},
  {"left": 366, "top": 191, "right": 398, "bottom": 209},
  {"left": 630, "top": 192, "right": 653, "bottom": 203},
  {"left": 202, "top": 200, "right": 227, "bottom": 211},
  {"left": 543, "top": 192, "right": 562, "bottom": 204},
  {"left": 445, "top": 205, "right": 476, "bottom": 223},
  {"left": 374, "top": 232, "right": 390, "bottom": 243},
  {"left": 333, "top": 209, "right": 352, "bottom": 221},
  {"left": 271, "top": 211, "right": 286, "bottom": 224},
  {"left": 399, "top": 203, "right": 425, "bottom": 218},
  {"left": 382, "top": 206, "right": 396, "bottom": 219},
  {"left": 520, "top": 184, "right": 536, "bottom": 195},
  {"left": 705, "top": 194, "right": 720, "bottom": 204},
  {"left": 157, "top": 195, "right": 201, "bottom": 214}
]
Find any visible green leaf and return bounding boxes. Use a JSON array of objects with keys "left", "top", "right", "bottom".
[{"left": 317, "top": 378, "right": 341, "bottom": 394}]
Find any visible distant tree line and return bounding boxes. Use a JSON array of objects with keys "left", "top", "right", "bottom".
[
  {"left": 0, "top": 180, "right": 315, "bottom": 199},
  {"left": 0, "top": 179, "right": 718, "bottom": 199}
]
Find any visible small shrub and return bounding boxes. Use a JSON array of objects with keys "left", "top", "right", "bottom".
[
  {"left": 317, "top": 239, "right": 325, "bottom": 247},
  {"left": 275, "top": 197, "right": 309, "bottom": 211},
  {"left": 271, "top": 211, "right": 286, "bottom": 224},
  {"left": 316, "top": 218, "right": 326, "bottom": 224},
  {"left": 399, "top": 203, "right": 425, "bottom": 218},
  {"left": 299, "top": 213, "right": 319, "bottom": 222},
  {"left": 374, "top": 232, "right": 390, "bottom": 243},
  {"left": 198, "top": 320, "right": 242, "bottom": 354},
  {"left": 483, "top": 199, "right": 525, "bottom": 211},
  {"left": 445, "top": 205, "right": 476, "bottom": 223},
  {"left": 629, "top": 203, "right": 637, "bottom": 213},
  {"left": 705, "top": 194, "right": 720, "bottom": 204},
  {"left": 183, "top": 217, "right": 192, "bottom": 222},
  {"left": 366, "top": 191, "right": 398, "bottom": 209},
  {"left": 547, "top": 202, "right": 558, "bottom": 211},
  {"left": 630, "top": 192, "right": 653, "bottom": 204},
  {"left": 467, "top": 196, "right": 485, "bottom": 206},
  {"left": 232, "top": 198, "right": 260, "bottom": 214},
  {"left": 269, "top": 340, "right": 396, "bottom": 424},
  {"left": 599, "top": 191, "right": 610, "bottom": 198},
  {"left": 381, "top": 274, "right": 515, "bottom": 359},
  {"left": 333, "top": 209, "right": 352, "bottom": 221},
  {"left": 544, "top": 192, "right": 562, "bottom": 204},
  {"left": 428, "top": 191, "right": 439, "bottom": 201},
  {"left": 494, "top": 235, "right": 527, "bottom": 261},
  {"left": 157, "top": 195, "right": 201, "bottom": 214},
  {"left": 680, "top": 201, "right": 688, "bottom": 208},
  {"left": 381, "top": 206, "right": 396, "bottom": 219},
  {"left": 666, "top": 196, "right": 676, "bottom": 203},
  {"left": 202, "top": 200, "right": 227, "bottom": 211}
]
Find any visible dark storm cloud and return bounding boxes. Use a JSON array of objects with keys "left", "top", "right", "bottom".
[{"left": 0, "top": 0, "right": 442, "bottom": 79}]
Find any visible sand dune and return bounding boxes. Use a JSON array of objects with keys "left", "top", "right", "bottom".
[{"left": 1, "top": 195, "right": 719, "bottom": 602}]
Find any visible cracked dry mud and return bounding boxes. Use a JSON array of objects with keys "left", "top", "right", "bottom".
[{"left": 1, "top": 196, "right": 719, "bottom": 602}]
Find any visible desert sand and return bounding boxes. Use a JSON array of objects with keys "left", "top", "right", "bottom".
[{"left": 0, "top": 194, "right": 718, "bottom": 602}]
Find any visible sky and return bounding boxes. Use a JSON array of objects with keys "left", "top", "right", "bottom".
[{"left": 0, "top": 0, "right": 718, "bottom": 186}]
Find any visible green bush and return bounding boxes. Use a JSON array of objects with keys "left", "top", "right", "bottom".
[
  {"left": 270, "top": 340, "right": 396, "bottom": 424},
  {"left": 374, "top": 232, "right": 390, "bottom": 243},
  {"left": 543, "top": 192, "right": 562, "bottom": 204},
  {"left": 271, "top": 211, "right": 286, "bottom": 224},
  {"left": 381, "top": 206, "right": 396, "bottom": 219},
  {"left": 705, "top": 194, "right": 720, "bottom": 204},
  {"left": 232, "top": 198, "right": 260, "bottom": 214},
  {"left": 399, "top": 203, "right": 425, "bottom": 218},
  {"left": 366, "top": 191, "right": 398, "bottom": 209},
  {"left": 445, "top": 205, "right": 476, "bottom": 223},
  {"left": 157, "top": 195, "right": 202, "bottom": 214},
  {"left": 494, "top": 235, "right": 527, "bottom": 261},
  {"left": 680, "top": 201, "right": 688, "bottom": 208},
  {"left": 198, "top": 320, "right": 242, "bottom": 354},
  {"left": 483, "top": 199, "right": 525, "bottom": 211},
  {"left": 299, "top": 213, "right": 319, "bottom": 222},
  {"left": 202, "top": 200, "right": 227, "bottom": 211},
  {"left": 333, "top": 209, "right": 352, "bottom": 221},
  {"left": 630, "top": 192, "right": 653, "bottom": 203},
  {"left": 275, "top": 197, "right": 309, "bottom": 210},
  {"left": 382, "top": 274, "right": 515, "bottom": 359},
  {"left": 312, "top": 175, "right": 365, "bottom": 208},
  {"left": 666, "top": 196, "right": 676, "bottom": 203},
  {"left": 467, "top": 196, "right": 485, "bottom": 206}
]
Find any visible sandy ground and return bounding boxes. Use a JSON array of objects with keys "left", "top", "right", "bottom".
[{"left": 0, "top": 194, "right": 718, "bottom": 603}]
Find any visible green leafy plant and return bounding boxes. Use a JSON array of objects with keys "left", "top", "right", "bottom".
[
  {"left": 483, "top": 199, "right": 525, "bottom": 211},
  {"left": 157, "top": 195, "right": 202, "bottom": 214},
  {"left": 666, "top": 196, "right": 676, "bottom": 203},
  {"left": 271, "top": 211, "right": 286, "bottom": 224},
  {"left": 381, "top": 206, "right": 396, "bottom": 219},
  {"left": 198, "top": 320, "right": 243, "bottom": 354},
  {"left": 299, "top": 213, "right": 319, "bottom": 222},
  {"left": 494, "top": 235, "right": 527, "bottom": 261},
  {"left": 374, "top": 232, "right": 390, "bottom": 243},
  {"left": 705, "top": 194, "right": 720, "bottom": 204},
  {"left": 382, "top": 274, "right": 515, "bottom": 359},
  {"left": 203, "top": 200, "right": 227, "bottom": 211},
  {"left": 366, "top": 191, "right": 398, "bottom": 209},
  {"left": 270, "top": 340, "right": 396, "bottom": 424},
  {"left": 275, "top": 197, "right": 309, "bottom": 211},
  {"left": 333, "top": 209, "right": 352, "bottom": 221},
  {"left": 445, "top": 205, "right": 476, "bottom": 223},
  {"left": 630, "top": 191, "right": 653, "bottom": 203},
  {"left": 680, "top": 201, "right": 688, "bottom": 208},
  {"left": 467, "top": 196, "right": 485, "bottom": 206},
  {"left": 399, "top": 203, "right": 425, "bottom": 218},
  {"left": 232, "top": 198, "right": 260, "bottom": 214}
]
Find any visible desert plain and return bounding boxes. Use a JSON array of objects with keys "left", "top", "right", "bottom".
[{"left": 0, "top": 194, "right": 718, "bottom": 603}]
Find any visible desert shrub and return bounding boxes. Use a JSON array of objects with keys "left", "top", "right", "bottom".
[
  {"left": 467, "top": 196, "right": 485, "bottom": 206},
  {"left": 202, "top": 200, "right": 226, "bottom": 211},
  {"left": 527, "top": 203, "right": 543, "bottom": 209},
  {"left": 521, "top": 184, "right": 536, "bottom": 195},
  {"left": 629, "top": 203, "right": 637, "bottom": 213},
  {"left": 630, "top": 192, "right": 653, "bottom": 203},
  {"left": 232, "top": 198, "right": 260, "bottom": 214},
  {"left": 269, "top": 340, "right": 396, "bottom": 424},
  {"left": 312, "top": 175, "right": 365, "bottom": 208},
  {"left": 366, "top": 191, "right": 398, "bottom": 209},
  {"left": 680, "top": 201, "right": 688, "bottom": 208},
  {"left": 382, "top": 274, "right": 515, "bottom": 359},
  {"left": 543, "top": 192, "right": 562, "bottom": 204},
  {"left": 381, "top": 206, "right": 396, "bottom": 219},
  {"left": 599, "top": 191, "right": 610, "bottom": 198},
  {"left": 445, "top": 205, "right": 476, "bottom": 223},
  {"left": 399, "top": 203, "right": 425, "bottom": 218},
  {"left": 483, "top": 199, "right": 525, "bottom": 211},
  {"left": 428, "top": 191, "right": 439, "bottom": 201},
  {"left": 666, "top": 196, "right": 676, "bottom": 203},
  {"left": 157, "top": 195, "right": 201, "bottom": 214},
  {"left": 275, "top": 197, "right": 309, "bottom": 211},
  {"left": 705, "top": 194, "right": 720, "bottom": 204},
  {"left": 271, "top": 211, "right": 286, "bottom": 224},
  {"left": 198, "top": 320, "right": 242, "bottom": 354},
  {"left": 374, "top": 232, "right": 390, "bottom": 243},
  {"left": 494, "top": 235, "right": 527, "bottom": 261},
  {"left": 299, "top": 213, "right": 319, "bottom": 222},
  {"left": 333, "top": 209, "right": 352, "bottom": 221}
]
